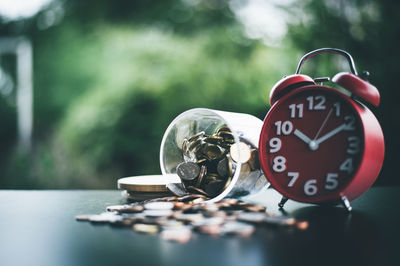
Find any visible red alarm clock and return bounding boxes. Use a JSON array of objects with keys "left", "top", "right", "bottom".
[{"left": 259, "top": 48, "right": 384, "bottom": 211}]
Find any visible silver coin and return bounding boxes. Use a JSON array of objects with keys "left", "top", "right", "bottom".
[
  {"left": 143, "top": 209, "right": 173, "bottom": 218},
  {"left": 176, "top": 162, "right": 200, "bottom": 181},
  {"left": 161, "top": 227, "right": 192, "bottom": 243},
  {"left": 89, "top": 212, "right": 122, "bottom": 223},
  {"left": 220, "top": 221, "right": 255, "bottom": 237},
  {"left": 144, "top": 201, "right": 174, "bottom": 210}
]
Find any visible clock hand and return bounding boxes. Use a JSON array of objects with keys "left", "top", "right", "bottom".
[
  {"left": 313, "top": 108, "right": 333, "bottom": 141},
  {"left": 294, "top": 129, "right": 312, "bottom": 144},
  {"left": 315, "top": 123, "right": 347, "bottom": 145},
  {"left": 294, "top": 129, "right": 319, "bottom": 151}
]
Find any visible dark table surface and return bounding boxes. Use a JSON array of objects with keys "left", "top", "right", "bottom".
[{"left": 0, "top": 187, "right": 398, "bottom": 266}]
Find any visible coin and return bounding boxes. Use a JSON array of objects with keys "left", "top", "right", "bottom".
[
  {"left": 196, "top": 165, "right": 207, "bottom": 187},
  {"left": 187, "top": 186, "right": 208, "bottom": 196},
  {"left": 161, "top": 227, "right": 192, "bottom": 243},
  {"left": 203, "top": 144, "right": 223, "bottom": 160},
  {"left": 204, "top": 180, "right": 225, "bottom": 198},
  {"left": 106, "top": 205, "right": 129, "bottom": 212},
  {"left": 248, "top": 149, "right": 259, "bottom": 170},
  {"left": 176, "top": 162, "right": 200, "bottom": 181},
  {"left": 237, "top": 212, "right": 267, "bottom": 223},
  {"left": 89, "top": 212, "right": 122, "bottom": 223},
  {"left": 182, "top": 138, "right": 188, "bottom": 153},
  {"left": 188, "top": 138, "right": 203, "bottom": 152},
  {"left": 217, "top": 131, "right": 234, "bottom": 145},
  {"left": 177, "top": 194, "right": 207, "bottom": 202},
  {"left": 197, "top": 224, "right": 221, "bottom": 236},
  {"left": 174, "top": 213, "right": 204, "bottom": 223},
  {"left": 220, "top": 221, "right": 255, "bottom": 237},
  {"left": 217, "top": 157, "right": 231, "bottom": 177},
  {"left": 133, "top": 224, "right": 159, "bottom": 234},
  {"left": 144, "top": 201, "right": 174, "bottom": 210},
  {"left": 75, "top": 214, "right": 94, "bottom": 221},
  {"left": 166, "top": 182, "right": 187, "bottom": 197},
  {"left": 230, "top": 142, "right": 251, "bottom": 163},
  {"left": 204, "top": 135, "right": 224, "bottom": 145},
  {"left": 217, "top": 126, "right": 231, "bottom": 134},
  {"left": 118, "top": 175, "right": 180, "bottom": 192},
  {"left": 188, "top": 131, "right": 205, "bottom": 142},
  {"left": 243, "top": 205, "right": 266, "bottom": 212},
  {"left": 143, "top": 209, "right": 173, "bottom": 218}
]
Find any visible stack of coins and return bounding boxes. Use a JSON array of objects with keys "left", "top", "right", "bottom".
[
  {"left": 76, "top": 195, "right": 308, "bottom": 243},
  {"left": 118, "top": 175, "right": 181, "bottom": 201},
  {"left": 175, "top": 126, "right": 259, "bottom": 199}
]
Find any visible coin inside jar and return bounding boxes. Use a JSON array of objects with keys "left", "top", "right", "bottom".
[
  {"left": 202, "top": 144, "right": 223, "bottom": 160},
  {"left": 169, "top": 125, "right": 261, "bottom": 200},
  {"left": 176, "top": 162, "right": 201, "bottom": 181},
  {"left": 230, "top": 142, "right": 251, "bottom": 164},
  {"left": 217, "top": 157, "right": 231, "bottom": 177}
]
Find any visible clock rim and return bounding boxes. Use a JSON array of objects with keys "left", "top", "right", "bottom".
[{"left": 259, "top": 85, "right": 384, "bottom": 204}]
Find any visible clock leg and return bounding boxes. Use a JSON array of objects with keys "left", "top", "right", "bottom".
[
  {"left": 340, "top": 196, "right": 352, "bottom": 212},
  {"left": 278, "top": 197, "right": 289, "bottom": 209}
]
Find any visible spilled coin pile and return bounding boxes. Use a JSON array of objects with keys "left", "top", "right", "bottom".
[{"left": 76, "top": 194, "right": 308, "bottom": 243}]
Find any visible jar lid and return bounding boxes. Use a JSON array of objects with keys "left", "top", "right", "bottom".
[{"left": 118, "top": 175, "right": 180, "bottom": 192}]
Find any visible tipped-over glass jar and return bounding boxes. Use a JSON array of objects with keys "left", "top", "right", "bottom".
[{"left": 160, "top": 108, "right": 269, "bottom": 203}]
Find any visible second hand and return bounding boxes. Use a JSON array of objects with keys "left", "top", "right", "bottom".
[{"left": 313, "top": 108, "right": 333, "bottom": 141}]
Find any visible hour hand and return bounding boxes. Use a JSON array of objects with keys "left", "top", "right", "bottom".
[{"left": 294, "top": 129, "right": 312, "bottom": 144}]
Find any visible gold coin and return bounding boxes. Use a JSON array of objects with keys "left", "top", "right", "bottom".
[
  {"left": 118, "top": 174, "right": 181, "bottom": 192},
  {"left": 188, "top": 131, "right": 205, "bottom": 142},
  {"left": 203, "top": 144, "right": 222, "bottom": 160},
  {"left": 217, "top": 126, "right": 231, "bottom": 133}
]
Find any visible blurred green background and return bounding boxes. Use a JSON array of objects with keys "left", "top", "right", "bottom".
[{"left": 0, "top": 0, "right": 398, "bottom": 189}]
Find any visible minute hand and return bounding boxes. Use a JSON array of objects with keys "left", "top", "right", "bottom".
[{"left": 314, "top": 123, "right": 347, "bottom": 145}]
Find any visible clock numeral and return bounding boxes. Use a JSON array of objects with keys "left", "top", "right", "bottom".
[
  {"left": 269, "top": 137, "right": 281, "bottom": 153},
  {"left": 275, "top": 121, "right": 293, "bottom": 135},
  {"left": 289, "top": 104, "right": 304, "bottom": 118},
  {"left": 325, "top": 173, "right": 339, "bottom": 190},
  {"left": 304, "top": 179, "right": 317, "bottom": 196},
  {"left": 272, "top": 156, "right": 286, "bottom": 173},
  {"left": 347, "top": 136, "right": 360, "bottom": 154},
  {"left": 306, "top": 95, "right": 326, "bottom": 110},
  {"left": 303, "top": 173, "right": 339, "bottom": 196},
  {"left": 339, "top": 158, "right": 353, "bottom": 174},
  {"left": 287, "top": 172, "right": 299, "bottom": 187},
  {"left": 333, "top": 102, "right": 341, "bottom": 117},
  {"left": 344, "top": 115, "right": 356, "bottom": 130}
]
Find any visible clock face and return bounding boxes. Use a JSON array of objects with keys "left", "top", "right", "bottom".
[{"left": 259, "top": 86, "right": 364, "bottom": 203}]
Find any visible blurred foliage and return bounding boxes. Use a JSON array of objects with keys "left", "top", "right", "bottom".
[
  {"left": 0, "top": 0, "right": 297, "bottom": 188},
  {"left": 0, "top": 0, "right": 398, "bottom": 188}
]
